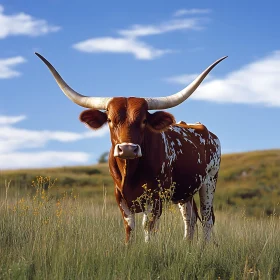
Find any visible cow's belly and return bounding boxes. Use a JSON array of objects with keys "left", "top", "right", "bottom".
[
  {"left": 169, "top": 166, "right": 207, "bottom": 202},
  {"left": 156, "top": 158, "right": 207, "bottom": 201}
]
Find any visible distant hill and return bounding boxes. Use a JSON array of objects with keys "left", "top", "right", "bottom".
[
  {"left": 216, "top": 149, "right": 280, "bottom": 216},
  {"left": 1, "top": 149, "right": 279, "bottom": 216}
]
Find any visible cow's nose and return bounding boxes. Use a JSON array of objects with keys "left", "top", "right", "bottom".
[
  {"left": 114, "top": 143, "right": 142, "bottom": 159},
  {"left": 117, "top": 144, "right": 138, "bottom": 155}
]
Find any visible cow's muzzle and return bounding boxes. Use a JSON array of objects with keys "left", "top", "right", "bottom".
[{"left": 114, "top": 143, "right": 142, "bottom": 159}]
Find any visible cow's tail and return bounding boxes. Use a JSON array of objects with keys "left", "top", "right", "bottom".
[
  {"left": 192, "top": 199, "right": 201, "bottom": 242},
  {"left": 211, "top": 206, "right": 215, "bottom": 225},
  {"left": 195, "top": 204, "right": 215, "bottom": 225}
]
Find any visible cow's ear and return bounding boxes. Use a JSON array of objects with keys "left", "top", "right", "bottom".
[
  {"left": 147, "top": 111, "right": 175, "bottom": 132},
  {"left": 79, "top": 109, "right": 107, "bottom": 129}
]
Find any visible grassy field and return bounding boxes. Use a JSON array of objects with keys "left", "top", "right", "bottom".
[
  {"left": 0, "top": 149, "right": 280, "bottom": 279},
  {"left": 0, "top": 177, "right": 280, "bottom": 279},
  {"left": 1, "top": 149, "right": 280, "bottom": 216}
]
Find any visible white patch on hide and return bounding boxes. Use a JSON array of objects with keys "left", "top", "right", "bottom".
[
  {"left": 176, "top": 139, "right": 182, "bottom": 146},
  {"left": 161, "top": 162, "right": 165, "bottom": 174},
  {"left": 161, "top": 132, "right": 177, "bottom": 166}
]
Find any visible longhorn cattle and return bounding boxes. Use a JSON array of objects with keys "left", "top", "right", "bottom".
[{"left": 36, "top": 53, "right": 226, "bottom": 243}]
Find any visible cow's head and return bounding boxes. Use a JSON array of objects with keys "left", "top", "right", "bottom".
[
  {"left": 35, "top": 53, "right": 227, "bottom": 159},
  {"left": 79, "top": 97, "right": 175, "bottom": 159}
]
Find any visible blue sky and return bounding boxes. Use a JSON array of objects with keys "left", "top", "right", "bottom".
[{"left": 0, "top": 1, "right": 279, "bottom": 169}]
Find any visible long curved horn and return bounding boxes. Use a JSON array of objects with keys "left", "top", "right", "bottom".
[
  {"left": 35, "top": 53, "right": 111, "bottom": 109},
  {"left": 145, "top": 56, "right": 227, "bottom": 110}
]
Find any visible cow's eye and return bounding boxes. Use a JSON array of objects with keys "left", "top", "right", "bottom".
[
  {"left": 107, "top": 118, "right": 111, "bottom": 123},
  {"left": 143, "top": 119, "right": 147, "bottom": 125}
]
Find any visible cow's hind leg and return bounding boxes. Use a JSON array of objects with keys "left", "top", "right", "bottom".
[
  {"left": 199, "top": 173, "right": 218, "bottom": 242},
  {"left": 178, "top": 197, "right": 198, "bottom": 240}
]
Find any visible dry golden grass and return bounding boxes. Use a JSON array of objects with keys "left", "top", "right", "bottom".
[{"left": 0, "top": 176, "right": 280, "bottom": 279}]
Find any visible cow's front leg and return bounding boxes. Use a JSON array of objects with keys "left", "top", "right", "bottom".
[
  {"left": 142, "top": 201, "right": 162, "bottom": 242},
  {"left": 178, "top": 197, "right": 198, "bottom": 240},
  {"left": 115, "top": 188, "right": 135, "bottom": 243}
]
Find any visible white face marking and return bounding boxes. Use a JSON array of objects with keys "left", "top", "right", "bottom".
[{"left": 120, "top": 200, "right": 135, "bottom": 229}]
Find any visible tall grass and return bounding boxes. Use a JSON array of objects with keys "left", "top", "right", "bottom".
[{"left": 0, "top": 177, "right": 280, "bottom": 279}]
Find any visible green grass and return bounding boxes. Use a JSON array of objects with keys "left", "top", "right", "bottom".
[{"left": 0, "top": 177, "right": 280, "bottom": 279}]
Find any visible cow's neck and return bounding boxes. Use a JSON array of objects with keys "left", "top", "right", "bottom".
[
  {"left": 111, "top": 156, "right": 140, "bottom": 198},
  {"left": 121, "top": 159, "right": 138, "bottom": 188},
  {"left": 111, "top": 129, "right": 163, "bottom": 196}
]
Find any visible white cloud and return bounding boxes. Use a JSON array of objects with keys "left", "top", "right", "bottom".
[
  {"left": 173, "top": 9, "right": 211, "bottom": 17},
  {"left": 166, "top": 51, "right": 280, "bottom": 107},
  {"left": 0, "top": 115, "right": 109, "bottom": 169},
  {"left": 0, "top": 56, "right": 26, "bottom": 78},
  {"left": 0, "top": 124, "right": 108, "bottom": 154},
  {"left": 73, "top": 37, "right": 170, "bottom": 60},
  {"left": 0, "top": 115, "right": 26, "bottom": 125},
  {"left": 0, "top": 152, "right": 90, "bottom": 170},
  {"left": 74, "top": 12, "right": 207, "bottom": 60},
  {"left": 118, "top": 18, "right": 203, "bottom": 38},
  {"left": 0, "top": 4, "right": 60, "bottom": 39},
  {"left": 166, "top": 73, "right": 212, "bottom": 85}
]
